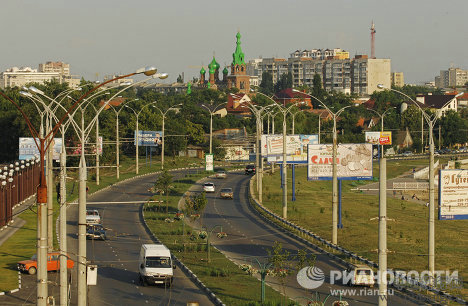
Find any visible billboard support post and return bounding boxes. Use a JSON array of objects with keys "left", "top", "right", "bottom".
[
  {"left": 292, "top": 164, "right": 296, "bottom": 201},
  {"left": 338, "top": 179, "right": 342, "bottom": 228}
]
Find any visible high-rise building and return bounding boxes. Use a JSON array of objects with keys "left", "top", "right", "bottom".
[
  {"left": 38, "top": 61, "right": 70, "bottom": 76},
  {"left": 247, "top": 54, "right": 391, "bottom": 95},
  {"left": 435, "top": 68, "right": 468, "bottom": 88},
  {"left": 391, "top": 72, "right": 404, "bottom": 87}
]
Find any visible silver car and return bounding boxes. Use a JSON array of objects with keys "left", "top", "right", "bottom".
[{"left": 203, "top": 182, "right": 215, "bottom": 193}]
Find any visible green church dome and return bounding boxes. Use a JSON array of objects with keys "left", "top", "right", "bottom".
[{"left": 200, "top": 67, "right": 206, "bottom": 74}]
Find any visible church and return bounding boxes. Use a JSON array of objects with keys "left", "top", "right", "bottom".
[{"left": 198, "top": 32, "right": 250, "bottom": 94}]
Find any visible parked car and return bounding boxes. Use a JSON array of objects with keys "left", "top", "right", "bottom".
[
  {"left": 220, "top": 188, "right": 234, "bottom": 199},
  {"left": 18, "top": 252, "right": 74, "bottom": 275},
  {"left": 245, "top": 164, "right": 256, "bottom": 175},
  {"left": 86, "top": 224, "right": 107, "bottom": 240},
  {"left": 345, "top": 264, "right": 375, "bottom": 287},
  {"left": 203, "top": 182, "right": 215, "bottom": 193},
  {"left": 86, "top": 209, "right": 101, "bottom": 225},
  {"left": 215, "top": 171, "right": 227, "bottom": 179},
  {"left": 458, "top": 146, "right": 468, "bottom": 153}
]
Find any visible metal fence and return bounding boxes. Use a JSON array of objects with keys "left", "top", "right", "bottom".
[{"left": 0, "top": 160, "right": 40, "bottom": 228}]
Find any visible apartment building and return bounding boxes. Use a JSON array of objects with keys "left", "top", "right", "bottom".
[
  {"left": 0, "top": 61, "right": 80, "bottom": 89},
  {"left": 248, "top": 54, "right": 391, "bottom": 96},
  {"left": 391, "top": 72, "right": 404, "bottom": 87},
  {"left": 435, "top": 68, "right": 468, "bottom": 88}
]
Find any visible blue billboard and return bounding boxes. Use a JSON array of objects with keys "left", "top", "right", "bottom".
[{"left": 135, "top": 131, "right": 162, "bottom": 146}]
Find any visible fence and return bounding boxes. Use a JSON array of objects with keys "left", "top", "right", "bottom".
[{"left": 0, "top": 160, "right": 40, "bottom": 228}]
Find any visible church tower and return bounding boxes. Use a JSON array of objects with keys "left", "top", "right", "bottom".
[{"left": 227, "top": 31, "right": 250, "bottom": 93}]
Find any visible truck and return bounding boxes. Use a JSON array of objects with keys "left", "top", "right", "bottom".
[{"left": 138, "top": 244, "right": 175, "bottom": 286}]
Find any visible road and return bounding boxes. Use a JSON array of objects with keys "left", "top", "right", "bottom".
[
  {"left": 67, "top": 170, "right": 214, "bottom": 306},
  {"left": 193, "top": 171, "right": 422, "bottom": 305}
]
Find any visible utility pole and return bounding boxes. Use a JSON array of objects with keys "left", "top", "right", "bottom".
[
  {"left": 59, "top": 139, "right": 68, "bottom": 306},
  {"left": 46, "top": 115, "right": 54, "bottom": 252}
]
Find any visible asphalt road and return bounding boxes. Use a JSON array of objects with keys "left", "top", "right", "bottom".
[
  {"left": 67, "top": 170, "right": 214, "bottom": 306},
  {"left": 194, "top": 171, "right": 422, "bottom": 305}
]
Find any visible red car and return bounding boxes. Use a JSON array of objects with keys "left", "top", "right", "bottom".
[{"left": 18, "top": 252, "right": 74, "bottom": 275}]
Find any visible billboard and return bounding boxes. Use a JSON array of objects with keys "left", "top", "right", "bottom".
[
  {"left": 439, "top": 169, "right": 468, "bottom": 220},
  {"left": 307, "top": 143, "right": 373, "bottom": 180},
  {"left": 19, "top": 137, "right": 62, "bottom": 161},
  {"left": 135, "top": 131, "right": 162, "bottom": 146},
  {"left": 205, "top": 154, "right": 214, "bottom": 171},
  {"left": 262, "top": 134, "right": 318, "bottom": 164},
  {"left": 365, "top": 131, "right": 392, "bottom": 145}
]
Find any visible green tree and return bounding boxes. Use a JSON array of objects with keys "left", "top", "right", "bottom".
[
  {"left": 274, "top": 72, "right": 293, "bottom": 92},
  {"left": 154, "top": 170, "right": 173, "bottom": 213},
  {"left": 186, "top": 120, "right": 205, "bottom": 145},
  {"left": 259, "top": 72, "right": 274, "bottom": 95},
  {"left": 439, "top": 110, "right": 468, "bottom": 147}
]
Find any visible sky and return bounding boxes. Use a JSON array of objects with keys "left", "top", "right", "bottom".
[{"left": 1, "top": 0, "right": 467, "bottom": 85}]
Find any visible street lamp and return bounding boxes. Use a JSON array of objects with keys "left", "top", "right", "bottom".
[
  {"left": 255, "top": 91, "right": 305, "bottom": 218},
  {"left": 201, "top": 102, "right": 227, "bottom": 155},
  {"left": 293, "top": 89, "right": 355, "bottom": 244},
  {"left": 0, "top": 65, "right": 159, "bottom": 306},
  {"left": 377, "top": 84, "right": 463, "bottom": 286},
  {"left": 152, "top": 103, "right": 182, "bottom": 170}
]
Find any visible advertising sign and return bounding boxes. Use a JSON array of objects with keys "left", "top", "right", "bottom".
[
  {"left": 205, "top": 153, "right": 214, "bottom": 171},
  {"left": 439, "top": 169, "right": 468, "bottom": 220},
  {"left": 262, "top": 134, "right": 318, "bottom": 164},
  {"left": 19, "top": 137, "right": 62, "bottom": 161},
  {"left": 365, "top": 131, "right": 392, "bottom": 145},
  {"left": 307, "top": 143, "right": 373, "bottom": 180},
  {"left": 135, "top": 131, "right": 162, "bottom": 146}
]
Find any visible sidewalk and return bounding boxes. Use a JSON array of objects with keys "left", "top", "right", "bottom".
[{"left": 0, "top": 196, "right": 36, "bottom": 247}]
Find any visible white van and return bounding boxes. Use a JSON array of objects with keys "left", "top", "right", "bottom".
[
  {"left": 345, "top": 264, "right": 375, "bottom": 287},
  {"left": 138, "top": 244, "right": 175, "bottom": 286}
]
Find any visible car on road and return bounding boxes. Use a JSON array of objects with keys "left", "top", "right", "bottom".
[
  {"left": 345, "top": 264, "right": 375, "bottom": 287},
  {"left": 245, "top": 164, "right": 256, "bottom": 175},
  {"left": 139, "top": 244, "right": 175, "bottom": 286},
  {"left": 18, "top": 252, "right": 74, "bottom": 275},
  {"left": 203, "top": 182, "right": 215, "bottom": 193},
  {"left": 458, "top": 146, "right": 468, "bottom": 153},
  {"left": 215, "top": 171, "right": 227, "bottom": 179},
  {"left": 220, "top": 188, "right": 234, "bottom": 199},
  {"left": 401, "top": 151, "right": 413, "bottom": 157},
  {"left": 86, "top": 224, "right": 107, "bottom": 240},
  {"left": 86, "top": 209, "right": 101, "bottom": 225}
]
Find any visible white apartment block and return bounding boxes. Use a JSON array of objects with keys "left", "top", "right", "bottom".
[
  {"left": 247, "top": 55, "right": 391, "bottom": 96},
  {"left": 435, "top": 68, "right": 468, "bottom": 88},
  {"left": 0, "top": 62, "right": 80, "bottom": 89},
  {"left": 391, "top": 72, "right": 404, "bottom": 87}
]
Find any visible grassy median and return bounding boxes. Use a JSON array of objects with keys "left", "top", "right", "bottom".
[
  {"left": 256, "top": 158, "right": 467, "bottom": 299},
  {"left": 143, "top": 171, "right": 291, "bottom": 305}
]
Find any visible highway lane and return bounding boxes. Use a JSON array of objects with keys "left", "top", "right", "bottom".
[
  {"left": 67, "top": 171, "right": 214, "bottom": 306},
  {"left": 197, "top": 171, "right": 421, "bottom": 305}
]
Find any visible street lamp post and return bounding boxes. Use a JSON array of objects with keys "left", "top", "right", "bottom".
[
  {"left": 293, "top": 89, "right": 354, "bottom": 244},
  {"left": 1, "top": 66, "right": 159, "bottom": 306},
  {"left": 152, "top": 103, "right": 182, "bottom": 170},
  {"left": 365, "top": 106, "right": 395, "bottom": 306},
  {"left": 201, "top": 102, "right": 226, "bottom": 154},
  {"left": 377, "top": 84, "right": 463, "bottom": 286}
]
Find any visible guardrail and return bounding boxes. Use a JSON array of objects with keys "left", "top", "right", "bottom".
[{"left": 247, "top": 175, "right": 467, "bottom": 305}]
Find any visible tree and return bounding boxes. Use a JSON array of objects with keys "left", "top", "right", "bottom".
[
  {"left": 259, "top": 72, "right": 274, "bottom": 95},
  {"left": 154, "top": 170, "right": 173, "bottom": 213},
  {"left": 186, "top": 120, "right": 205, "bottom": 145},
  {"left": 439, "top": 110, "right": 468, "bottom": 147},
  {"left": 274, "top": 72, "right": 292, "bottom": 92},
  {"left": 311, "top": 74, "right": 326, "bottom": 101}
]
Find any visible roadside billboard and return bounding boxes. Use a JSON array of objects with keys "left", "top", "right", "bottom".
[
  {"left": 307, "top": 143, "right": 373, "bottom": 180},
  {"left": 365, "top": 131, "right": 392, "bottom": 145},
  {"left": 439, "top": 169, "right": 468, "bottom": 220},
  {"left": 261, "top": 134, "right": 318, "bottom": 164},
  {"left": 19, "top": 137, "right": 62, "bottom": 161},
  {"left": 135, "top": 131, "right": 162, "bottom": 146},
  {"left": 205, "top": 153, "right": 214, "bottom": 171}
]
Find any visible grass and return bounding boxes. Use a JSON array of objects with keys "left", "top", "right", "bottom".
[
  {"left": 0, "top": 155, "right": 207, "bottom": 292},
  {"left": 257, "top": 158, "right": 467, "bottom": 300},
  {"left": 143, "top": 172, "right": 291, "bottom": 305}
]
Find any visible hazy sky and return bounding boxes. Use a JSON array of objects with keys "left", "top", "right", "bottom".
[{"left": 1, "top": 0, "right": 467, "bottom": 85}]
